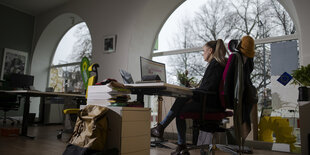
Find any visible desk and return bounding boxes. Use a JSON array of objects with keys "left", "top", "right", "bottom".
[
  {"left": 125, "top": 82, "right": 193, "bottom": 106},
  {"left": 125, "top": 82, "right": 193, "bottom": 125},
  {"left": 0, "top": 90, "right": 85, "bottom": 138},
  {"left": 86, "top": 83, "right": 191, "bottom": 153}
]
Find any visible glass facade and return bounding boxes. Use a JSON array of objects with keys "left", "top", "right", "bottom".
[
  {"left": 48, "top": 65, "right": 84, "bottom": 93},
  {"left": 152, "top": 39, "right": 300, "bottom": 145},
  {"left": 49, "top": 22, "right": 91, "bottom": 93},
  {"left": 153, "top": 51, "right": 207, "bottom": 86}
]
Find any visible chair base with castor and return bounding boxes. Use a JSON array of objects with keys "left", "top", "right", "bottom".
[
  {"left": 57, "top": 108, "right": 79, "bottom": 139},
  {"left": 184, "top": 133, "right": 253, "bottom": 155},
  {"left": 0, "top": 95, "right": 21, "bottom": 126},
  {"left": 180, "top": 117, "right": 253, "bottom": 155},
  {"left": 0, "top": 110, "right": 21, "bottom": 126}
]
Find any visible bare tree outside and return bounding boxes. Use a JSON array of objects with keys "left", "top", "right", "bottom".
[
  {"left": 270, "top": 0, "right": 296, "bottom": 35},
  {"left": 164, "top": 0, "right": 295, "bottom": 107},
  {"left": 166, "top": 18, "right": 207, "bottom": 85},
  {"left": 69, "top": 22, "right": 92, "bottom": 61},
  {"left": 167, "top": 0, "right": 239, "bottom": 86},
  {"left": 230, "top": 0, "right": 273, "bottom": 100},
  {"left": 194, "top": 0, "right": 239, "bottom": 42}
]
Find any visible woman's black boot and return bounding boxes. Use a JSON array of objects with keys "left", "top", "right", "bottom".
[
  {"left": 151, "top": 124, "right": 164, "bottom": 138},
  {"left": 171, "top": 144, "right": 190, "bottom": 155}
]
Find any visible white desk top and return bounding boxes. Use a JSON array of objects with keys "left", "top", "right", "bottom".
[
  {"left": 124, "top": 82, "right": 189, "bottom": 90},
  {"left": 0, "top": 90, "right": 85, "bottom": 97},
  {"left": 124, "top": 82, "right": 193, "bottom": 97}
]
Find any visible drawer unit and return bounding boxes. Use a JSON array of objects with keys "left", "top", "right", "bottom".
[{"left": 106, "top": 107, "right": 151, "bottom": 155}]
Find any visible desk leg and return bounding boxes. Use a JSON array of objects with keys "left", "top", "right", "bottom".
[
  {"left": 157, "top": 96, "right": 163, "bottom": 123},
  {"left": 40, "top": 96, "right": 46, "bottom": 124},
  {"left": 137, "top": 93, "right": 144, "bottom": 106},
  {"left": 21, "top": 95, "right": 34, "bottom": 139}
]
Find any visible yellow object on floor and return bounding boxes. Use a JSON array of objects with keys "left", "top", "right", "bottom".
[
  {"left": 258, "top": 116, "right": 297, "bottom": 152},
  {"left": 258, "top": 116, "right": 274, "bottom": 142}
]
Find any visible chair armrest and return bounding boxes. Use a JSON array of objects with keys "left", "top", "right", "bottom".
[
  {"left": 192, "top": 89, "right": 216, "bottom": 95},
  {"left": 192, "top": 89, "right": 217, "bottom": 120},
  {"left": 192, "top": 89, "right": 217, "bottom": 104},
  {"left": 192, "top": 89, "right": 216, "bottom": 101}
]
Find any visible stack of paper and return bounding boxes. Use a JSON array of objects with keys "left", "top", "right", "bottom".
[{"left": 87, "top": 81, "right": 130, "bottom": 106}]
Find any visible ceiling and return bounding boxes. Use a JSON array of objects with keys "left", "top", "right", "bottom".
[{"left": 0, "top": 0, "right": 70, "bottom": 16}]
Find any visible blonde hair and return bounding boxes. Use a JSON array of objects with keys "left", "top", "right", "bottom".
[{"left": 205, "top": 39, "right": 228, "bottom": 66}]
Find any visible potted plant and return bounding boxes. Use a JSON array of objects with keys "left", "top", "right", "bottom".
[
  {"left": 177, "top": 70, "right": 197, "bottom": 88},
  {"left": 291, "top": 64, "right": 310, "bottom": 101}
]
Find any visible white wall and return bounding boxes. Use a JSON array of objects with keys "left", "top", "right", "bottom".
[
  {"left": 30, "top": 0, "right": 183, "bottom": 120},
  {"left": 31, "top": 13, "right": 83, "bottom": 91},
  {"left": 31, "top": 0, "right": 184, "bottom": 92},
  {"left": 30, "top": 13, "right": 83, "bottom": 115},
  {"left": 283, "top": 2, "right": 310, "bottom": 153},
  {"left": 291, "top": 0, "right": 310, "bottom": 65}
]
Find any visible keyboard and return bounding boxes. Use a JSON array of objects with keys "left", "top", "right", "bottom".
[{"left": 135, "top": 80, "right": 163, "bottom": 84}]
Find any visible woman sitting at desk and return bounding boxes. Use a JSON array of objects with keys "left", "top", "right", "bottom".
[{"left": 151, "top": 39, "right": 228, "bottom": 155}]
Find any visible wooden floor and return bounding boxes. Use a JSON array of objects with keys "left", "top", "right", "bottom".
[{"left": 0, "top": 125, "right": 297, "bottom": 155}]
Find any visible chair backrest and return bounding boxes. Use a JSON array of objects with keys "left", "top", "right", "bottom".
[
  {"left": 219, "top": 39, "right": 246, "bottom": 110},
  {"left": 222, "top": 40, "right": 253, "bottom": 146},
  {"left": 219, "top": 53, "right": 234, "bottom": 109},
  {"left": 0, "top": 93, "right": 19, "bottom": 111}
]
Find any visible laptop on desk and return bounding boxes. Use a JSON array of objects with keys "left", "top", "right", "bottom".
[
  {"left": 120, "top": 69, "right": 164, "bottom": 85},
  {"left": 140, "top": 57, "right": 166, "bottom": 83},
  {"left": 120, "top": 57, "right": 167, "bottom": 85}
]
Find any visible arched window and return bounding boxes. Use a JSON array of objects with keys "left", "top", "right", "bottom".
[
  {"left": 152, "top": 0, "right": 299, "bottom": 142},
  {"left": 48, "top": 22, "right": 92, "bottom": 92},
  {"left": 154, "top": 0, "right": 296, "bottom": 85}
]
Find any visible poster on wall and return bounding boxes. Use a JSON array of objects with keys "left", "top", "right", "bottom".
[
  {"left": 103, "top": 35, "right": 117, "bottom": 53},
  {"left": 1, "top": 48, "right": 28, "bottom": 80}
]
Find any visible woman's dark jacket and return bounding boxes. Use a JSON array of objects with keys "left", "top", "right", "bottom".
[{"left": 193, "top": 58, "right": 225, "bottom": 110}]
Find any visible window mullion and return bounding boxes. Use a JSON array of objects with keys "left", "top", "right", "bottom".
[
  {"left": 50, "top": 62, "right": 80, "bottom": 68},
  {"left": 152, "top": 34, "right": 298, "bottom": 58}
]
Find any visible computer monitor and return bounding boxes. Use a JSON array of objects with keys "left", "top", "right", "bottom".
[
  {"left": 5, "top": 73, "right": 34, "bottom": 90},
  {"left": 140, "top": 57, "right": 166, "bottom": 82}
]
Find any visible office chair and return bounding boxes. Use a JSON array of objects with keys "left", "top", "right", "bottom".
[
  {"left": 179, "top": 51, "right": 254, "bottom": 155},
  {"left": 179, "top": 90, "right": 236, "bottom": 155},
  {"left": 57, "top": 62, "right": 96, "bottom": 139},
  {"left": 57, "top": 97, "right": 86, "bottom": 139},
  {"left": 0, "top": 93, "right": 21, "bottom": 126}
]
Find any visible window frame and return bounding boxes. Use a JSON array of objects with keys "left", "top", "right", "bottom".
[{"left": 152, "top": 34, "right": 298, "bottom": 57}]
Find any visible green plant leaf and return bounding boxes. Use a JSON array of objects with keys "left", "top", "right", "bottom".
[{"left": 291, "top": 64, "right": 310, "bottom": 86}]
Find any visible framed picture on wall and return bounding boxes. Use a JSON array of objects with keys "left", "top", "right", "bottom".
[
  {"left": 1, "top": 48, "right": 28, "bottom": 80},
  {"left": 103, "top": 35, "right": 117, "bottom": 53}
]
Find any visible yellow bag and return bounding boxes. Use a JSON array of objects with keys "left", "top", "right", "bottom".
[{"left": 68, "top": 105, "right": 109, "bottom": 151}]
